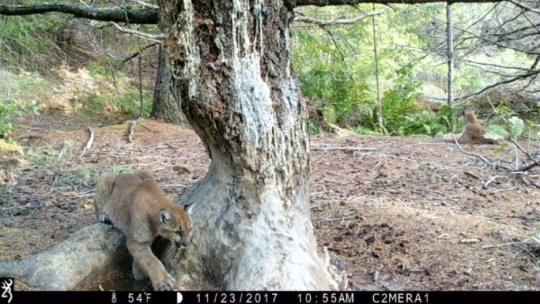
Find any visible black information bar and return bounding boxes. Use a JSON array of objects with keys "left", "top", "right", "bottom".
[{"left": 8, "top": 291, "right": 539, "bottom": 304}]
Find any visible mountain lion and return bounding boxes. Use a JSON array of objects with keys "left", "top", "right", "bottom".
[
  {"left": 443, "top": 111, "right": 498, "bottom": 145},
  {"left": 94, "top": 170, "right": 196, "bottom": 291},
  {"left": 457, "top": 111, "right": 498, "bottom": 144}
]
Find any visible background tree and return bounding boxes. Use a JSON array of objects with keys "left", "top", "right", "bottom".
[{"left": 446, "top": 3, "right": 456, "bottom": 131}]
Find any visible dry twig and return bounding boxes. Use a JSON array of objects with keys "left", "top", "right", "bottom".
[
  {"left": 464, "top": 171, "right": 483, "bottom": 181},
  {"left": 79, "top": 127, "right": 94, "bottom": 158},
  {"left": 312, "top": 147, "right": 377, "bottom": 151},
  {"left": 508, "top": 138, "right": 540, "bottom": 172}
]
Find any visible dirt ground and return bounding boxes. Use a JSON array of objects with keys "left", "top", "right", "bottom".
[{"left": 1, "top": 113, "right": 539, "bottom": 291}]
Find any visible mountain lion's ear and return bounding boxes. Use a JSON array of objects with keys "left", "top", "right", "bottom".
[
  {"left": 185, "top": 201, "right": 198, "bottom": 215},
  {"left": 159, "top": 209, "right": 173, "bottom": 224}
]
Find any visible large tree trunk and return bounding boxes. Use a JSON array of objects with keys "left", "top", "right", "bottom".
[{"left": 161, "top": 0, "right": 336, "bottom": 290}]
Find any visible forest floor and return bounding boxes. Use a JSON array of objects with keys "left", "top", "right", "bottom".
[{"left": 1, "top": 112, "right": 539, "bottom": 291}]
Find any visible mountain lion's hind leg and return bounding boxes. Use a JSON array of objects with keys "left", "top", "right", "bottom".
[{"left": 94, "top": 172, "right": 117, "bottom": 223}]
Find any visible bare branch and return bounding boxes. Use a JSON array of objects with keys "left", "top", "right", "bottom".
[
  {"left": 133, "top": 0, "right": 159, "bottom": 10},
  {"left": 509, "top": 0, "right": 540, "bottom": 14},
  {"left": 294, "top": 7, "right": 388, "bottom": 25},
  {"left": 494, "top": 22, "right": 540, "bottom": 37},
  {"left": 508, "top": 138, "right": 540, "bottom": 171},
  {"left": 121, "top": 42, "right": 159, "bottom": 63},
  {"left": 294, "top": 0, "right": 507, "bottom": 6},
  {"left": 110, "top": 22, "right": 164, "bottom": 43},
  {"left": 454, "top": 24, "right": 540, "bottom": 55},
  {"left": 425, "top": 70, "right": 540, "bottom": 102},
  {"left": 0, "top": 2, "right": 158, "bottom": 24}
]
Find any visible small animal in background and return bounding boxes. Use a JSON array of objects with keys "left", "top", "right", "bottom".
[
  {"left": 94, "top": 170, "right": 197, "bottom": 291},
  {"left": 444, "top": 111, "right": 499, "bottom": 145}
]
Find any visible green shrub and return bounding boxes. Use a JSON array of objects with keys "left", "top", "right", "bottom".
[{"left": 0, "top": 98, "right": 40, "bottom": 140}]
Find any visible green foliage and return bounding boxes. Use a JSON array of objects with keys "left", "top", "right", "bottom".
[
  {"left": 0, "top": 98, "right": 40, "bottom": 141},
  {"left": 0, "top": 12, "right": 66, "bottom": 74},
  {"left": 86, "top": 62, "right": 126, "bottom": 78},
  {"left": 103, "top": 166, "right": 132, "bottom": 175},
  {"left": 86, "top": 86, "right": 152, "bottom": 119},
  {"left": 523, "top": 120, "right": 540, "bottom": 142},
  {"left": 508, "top": 116, "right": 524, "bottom": 139},
  {"left": 484, "top": 125, "right": 509, "bottom": 140},
  {"left": 483, "top": 105, "right": 528, "bottom": 141},
  {"left": 292, "top": 6, "right": 455, "bottom": 136},
  {"left": 378, "top": 65, "right": 423, "bottom": 134},
  {"left": 292, "top": 3, "right": 540, "bottom": 136},
  {"left": 26, "top": 140, "right": 74, "bottom": 166}
]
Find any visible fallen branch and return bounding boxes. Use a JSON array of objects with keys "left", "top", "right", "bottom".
[
  {"left": 452, "top": 135, "right": 540, "bottom": 189},
  {"left": 521, "top": 176, "right": 540, "bottom": 190},
  {"left": 482, "top": 175, "right": 505, "bottom": 188},
  {"left": 311, "top": 147, "right": 377, "bottom": 151},
  {"left": 127, "top": 118, "right": 145, "bottom": 143},
  {"left": 451, "top": 135, "right": 512, "bottom": 171},
  {"left": 464, "top": 171, "right": 483, "bottom": 181},
  {"left": 482, "top": 241, "right": 525, "bottom": 249},
  {"left": 508, "top": 138, "right": 540, "bottom": 172},
  {"left": 79, "top": 127, "right": 94, "bottom": 158}
]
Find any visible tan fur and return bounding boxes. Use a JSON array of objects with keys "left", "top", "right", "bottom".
[
  {"left": 94, "top": 170, "right": 196, "bottom": 291},
  {"left": 457, "top": 112, "right": 498, "bottom": 145}
]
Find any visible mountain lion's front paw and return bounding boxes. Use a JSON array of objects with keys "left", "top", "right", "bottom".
[
  {"left": 152, "top": 272, "right": 176, "bottom": 291},
  {"left": 98, "top": 213, "right": 112, "bottom": 224}
]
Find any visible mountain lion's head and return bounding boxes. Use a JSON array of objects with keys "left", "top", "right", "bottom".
[{"left": 157, "top": 203, "right": 196, "bottom": 248}]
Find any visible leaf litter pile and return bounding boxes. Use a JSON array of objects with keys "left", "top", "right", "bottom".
[{"left": 1, "top": 114, "right": 539, "bottom": 291}]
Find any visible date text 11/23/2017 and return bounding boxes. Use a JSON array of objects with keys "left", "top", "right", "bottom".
[{"left": 196, "top": 292, "right": 355, "bottom": 304}]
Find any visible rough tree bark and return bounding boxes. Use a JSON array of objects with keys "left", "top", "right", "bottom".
[
  {"left": 150, "top": 45, "right": 184, "bottom": 124},
  {"left": 160, "top": 0, "right": 335, "bottom": 290}
]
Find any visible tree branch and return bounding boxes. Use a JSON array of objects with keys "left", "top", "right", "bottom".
[
  {"left": 294, "top": 7, "right": 389, "bottom": 25},
  {"left": 111, "top": 22, "right": 164, "bottom": 43},
  {"left": 508, "top": 138, "right": 540, "bottom": 172},
  {"left": 121, "top": 42, "right": 159, "bottom": 63},
  {"left": 0, "top": 3, "right": 158, "bottom": 24},
  {"left": 294, "top": 0, "right": 507, "bottom": 6},
  {"left": 0, "top": 1, "right": 508, "bottom": 23},
  {"left": 455, "top": 71, "right": 540, "bottom": 101},
  {"left": 509, "top": 0, "right": 540, "bottom": 14}
]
